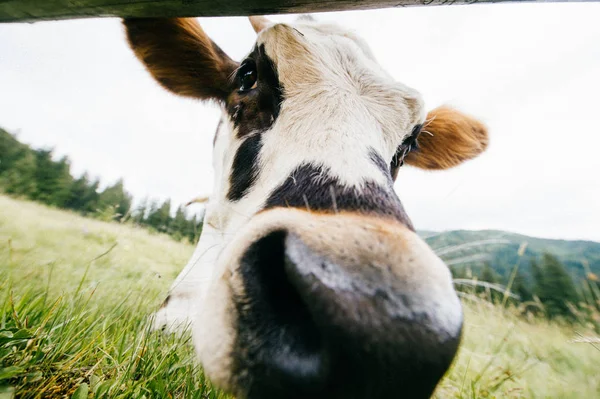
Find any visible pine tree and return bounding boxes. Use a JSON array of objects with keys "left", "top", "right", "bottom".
[
  {"left": 31, "top": 150, "right": 73, "bottom": 207},
  {"left": 0, "top": 128, "right": 29, "bottom": 175},
  {"left": 185, "top": 213, "right": 203, "bottom": 244},
  {"left": 1, "top": 152, "right": 37, "bottom": 196},
  {"left": 131, "top": 197, "right": 149, "bottom": 225},
  {"left": 65, "top": 172, "right": 99, "bottom": 212},
  {"left": 82, "top": 178, "right": 100, "bottom": 214},
  {"left": 531, "top": 258, "right": 543, "bottom": 295},
  {"left": 170, "top": 205, "right": 188, "bottom": 241},
  {"left": 512, "top": 270, "right": 532, "bottom": 302},
  {"left": 479, "top": 263, "right": 498, "bottom": 284},
  {"left": 97, "top": 179, "right": 132, "bottom": 220},
  {"left": 144, "top": 200, "right": 159, "bottom": 227},
  {"left": 147, "top": 199, "right": 172, "bottom": 233},
  {"left": 478, "top": 263, "right": 500, "bottom": 302},
  {"left": 534, "top": 253, "right": 580, "bottom": 320}
]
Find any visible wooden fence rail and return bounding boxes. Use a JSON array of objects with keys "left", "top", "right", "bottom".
[{"left": 0, "top": 0, "right": 594, "bottom": 23}]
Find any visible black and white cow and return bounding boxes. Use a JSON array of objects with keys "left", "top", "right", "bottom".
[{"left": 124, "top": 15, "right": 488, "bottom": 399}]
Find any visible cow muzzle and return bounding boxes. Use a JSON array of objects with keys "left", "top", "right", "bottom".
[{"left": 200, "top": 208, "right": 462, "bottom": 399}]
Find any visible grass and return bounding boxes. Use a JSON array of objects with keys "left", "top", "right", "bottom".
[{"left": 0, "top": 194, "right": 598, "bottom": 398}]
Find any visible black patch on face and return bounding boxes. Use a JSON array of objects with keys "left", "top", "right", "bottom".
[
  {"left": 225, "top": 45, "right": 283, "bottom": 201},
  {"left": 390, "top": 124, "right": 422, "bottom": 180},
  {"left": 227, "top": 44, "right": 283, "bottom": 138},
  {"left": 264, "top": 160, "right": 414, "bottom": 230},
  {"left": 227, "top": 134, "right": 263, "bottom": 201}
]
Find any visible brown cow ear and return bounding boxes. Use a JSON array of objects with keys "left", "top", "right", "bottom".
[
  {"left": 404, "top": 106, "right": 488, "bottom": 170},
  {"left": 123, "top": 18, "right": 239, "bottom": 101}
]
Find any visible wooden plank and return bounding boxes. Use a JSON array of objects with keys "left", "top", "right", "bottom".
[{"left": 0, "top": 0, "right": 593, "bottom": 24}]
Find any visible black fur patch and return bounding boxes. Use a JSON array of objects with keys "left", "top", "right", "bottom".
[
  {"left": 227, "top": 134, "right": 263, "bottom": 201},
  {"left": 225, "top": 45, "right": 283, "bottom": 201},
  {"left": 227, "top": 44, "right": 283, "bottom": 138},
  {"left": 391, "top": 124, "right": 422, "bottom": 180},
  {"left": 264, "top": 161, "right": 414, "bottom": 230}
]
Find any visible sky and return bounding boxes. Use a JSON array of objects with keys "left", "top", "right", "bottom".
[{"left": 0, "top": 3, "right": 599, "bottom": 242}]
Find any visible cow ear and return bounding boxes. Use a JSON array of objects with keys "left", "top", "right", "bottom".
[
  {"left": 404, "top": 106, "right": 488, "bottom": 170},
  {"left": 123, "top": 18, "right": 239, "bottom": 101}
]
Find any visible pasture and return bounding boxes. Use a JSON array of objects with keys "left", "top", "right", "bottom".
[{"left": 0, "top": 194, "right": 598, "bottom": 398}]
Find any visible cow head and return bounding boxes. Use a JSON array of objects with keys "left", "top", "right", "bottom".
[{"left": 124, "top": 15, "right": 488, "bottom": 399}]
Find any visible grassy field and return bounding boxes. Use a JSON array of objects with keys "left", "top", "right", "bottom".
[{"left": 0, "top": 195, "right": 598, "bottom": 398}]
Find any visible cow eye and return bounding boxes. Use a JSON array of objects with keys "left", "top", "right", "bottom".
[{"left": 239, "top": 61, "right": 258, "bottom": 92}]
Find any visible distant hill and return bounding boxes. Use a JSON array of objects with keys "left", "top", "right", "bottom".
[{"left": 420, "top": 230, "right": 600, "bottom": 283}]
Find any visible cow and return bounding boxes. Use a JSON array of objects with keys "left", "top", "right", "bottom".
[{"left": 123, "top": 15, "right": 488, "bottom": 399}]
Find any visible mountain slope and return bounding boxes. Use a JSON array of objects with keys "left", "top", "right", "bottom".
[{"left": 422, "top": 229, "right": 600, "bottom": 281}]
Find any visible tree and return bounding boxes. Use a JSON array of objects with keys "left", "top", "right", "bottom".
[
  {"left": 479, "top": 263, "right": 498, "bottom": 284},
  {"left": 31, "top": 150, "right": 73, "bottom": 207},
  {"left": 0, "top": 128, "right": 29, "bottom": 175},
  {"left": 170, "top": 205, "right": 188, "bottom": 241},
  {"left": 185, "top": 213, "right": 203, "bottom": 244},
  {"left": 512, "top": 270, "right": 532, "bottom": 302},
  {"left": 97, "top": 179, "right": 132, "bottom": 220},
  {"left": 477, "top": 263, "right": 501, "bottom": 302},
  {"left": 531, "top": 258, "right": 543, "bottom": 294},
  {"left": 131, "top": 197, "right": 149, "bottom": 225},
  {"left": 65, "top": 173, "right": 100, "bottom": 213},
  {"left": 83, "top": 178, "right": 101, "bottom": 213},
  {"left": 533, "top": 253, "right": 580, "bottom": 320},
  {"left": 146, "top": 199, "right": 171, "bottom": 233},
  {"left": 1, "top": 152, "right": 37, "bottom": 196}
]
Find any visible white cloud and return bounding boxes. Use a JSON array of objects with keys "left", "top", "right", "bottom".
[{"left": 0, "top": 3, "right": 598, "bottom": 241}]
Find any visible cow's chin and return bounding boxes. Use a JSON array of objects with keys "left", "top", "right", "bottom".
[{"left": 193, "top": 208, "right": 463, "bottom": 399}]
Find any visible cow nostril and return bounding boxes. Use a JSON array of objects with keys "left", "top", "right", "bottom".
[{"left": 235, "top": 230, "right": 328, "bottom": 397}]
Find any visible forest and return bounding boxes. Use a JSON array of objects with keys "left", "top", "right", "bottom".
[{"left": 0, "top": 127, "right": 202, "bottom": 244}]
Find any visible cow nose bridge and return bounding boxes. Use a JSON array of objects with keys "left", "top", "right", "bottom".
[{"left": 229, "top": 209, "right": 463, "bottom": 399}]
